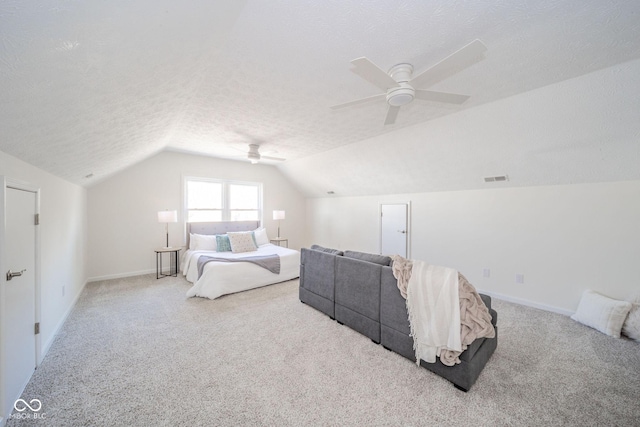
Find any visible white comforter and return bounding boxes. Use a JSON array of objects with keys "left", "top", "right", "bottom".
[{"left": 183, "top": 244, "right": 300, "bottom": 300}]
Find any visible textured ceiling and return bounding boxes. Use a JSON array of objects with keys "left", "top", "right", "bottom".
[{"left": 1, "top": 1, "right": 640, "bottom": 191}]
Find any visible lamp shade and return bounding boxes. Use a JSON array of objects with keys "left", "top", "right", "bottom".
[
  {"left": 158, "top": 210, "right": 178, "bottom": 223},
  {"left": 273, "top": 210, "right": 285, "bottom": 220}
]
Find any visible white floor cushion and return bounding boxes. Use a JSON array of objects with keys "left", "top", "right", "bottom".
[
  {"left": 571, "top": 290, "right": 632, "bottom": 338},
  {"left": 621, "top": 293, "right": 640, "bottom": 341}
]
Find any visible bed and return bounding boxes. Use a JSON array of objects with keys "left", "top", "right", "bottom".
[{"left": 182, "top": 221, "right": 300, "bottom": 300}]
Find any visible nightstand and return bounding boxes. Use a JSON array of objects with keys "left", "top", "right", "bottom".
[
  {"left": 270, "top": 237, "right": 288, "bottom": 248},
  {"left": 155, "top": 247, "right": 181, "bottom": 279}
]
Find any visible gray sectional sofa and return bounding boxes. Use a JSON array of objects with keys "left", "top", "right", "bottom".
[{"left": 299, "top": 245, "right": 498, "bottom": 392}]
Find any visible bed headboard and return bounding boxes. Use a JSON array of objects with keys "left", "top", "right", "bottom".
[{"left": 186, "top": 221, "right": 260, "bottom": 247}]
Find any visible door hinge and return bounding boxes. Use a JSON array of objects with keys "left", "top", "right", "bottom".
[
  {"left": 34, "top": 322, "right": 40, "bottom": 335},
  {"left": 34, "top": 213, "right": 40, "bottom": 225}
]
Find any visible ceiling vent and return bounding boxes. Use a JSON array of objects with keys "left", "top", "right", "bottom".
[{"left": 484, "top": 175, "right": 509, "bottom": 183}]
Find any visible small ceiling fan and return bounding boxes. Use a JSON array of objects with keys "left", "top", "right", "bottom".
[
  {"left": 246, "top": 143, "right": 285, "bottom": 164},
  {"left": 331, "top": 39, "right": 487, "bottom": 125}
]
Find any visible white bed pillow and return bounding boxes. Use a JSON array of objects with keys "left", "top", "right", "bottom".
[
  {"left": 228, "top": 231, "right": 258, "bottom": 253},
  {"left": 191, "top": 233, "right": 217, "bottom": 251},
  {"left": 621, "top": 293, "right": 640, "bottom": 341},
  {"left": 253, "top": 227, "right": 269, "bottom": 246},
  {"left": 571, "top": 290, "right": 632, "bottom": 338}
]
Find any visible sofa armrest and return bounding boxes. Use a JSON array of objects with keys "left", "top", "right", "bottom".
[
  {"left": 478, "top": 294, "right": 497, "bottom": 326},
  {"left": 479, "top": 293, "right": 491, "bottom": 310},
  {"left": 489, "top": 309, "right": 497, "bottom": 327}
]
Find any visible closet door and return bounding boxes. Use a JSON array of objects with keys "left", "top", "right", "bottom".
[
  {"left": 3, "top": 186, "right": 37, "bottom": 418},
  {"left": 380, "top": 203, "right": 409, "bottom": 258}
]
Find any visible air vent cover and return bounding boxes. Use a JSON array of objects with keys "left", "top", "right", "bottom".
[{"left": 484, "top": 175, "right": 509, "bottom": 183}]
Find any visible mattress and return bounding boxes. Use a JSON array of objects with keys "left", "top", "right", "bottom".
[{"left": 183, "top": 243, "right": 300, "bottom": 299}]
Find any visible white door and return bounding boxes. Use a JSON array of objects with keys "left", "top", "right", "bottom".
[
  {"left": 4, "top": 187, "right": 37, "bottom": 416},
  {"left": 380, "top": 203, "right": 409, "bottom": 258}
]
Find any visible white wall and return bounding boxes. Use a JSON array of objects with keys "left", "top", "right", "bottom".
[
  {"left": 305, "top": 181, "right": 640, "bottom": 314},
  {"left": 0, "top": 150, "right": 87, "bottom": 420},
  {"left": 87, "top": 150, "right": 306, "bottom": 280}
]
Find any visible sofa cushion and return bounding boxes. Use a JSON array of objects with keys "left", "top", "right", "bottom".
[
  {"left": 421, "top": 327, "right": 498, "bottom": 392},
  {"left": 335, "top": 256, "right": 381, "bottom": 321},
  {"left": 300, "top": 248, "right": 336, "bottom": 301},
  {"left": 343, "top": 250, "right": 391, "bottom": 266},
  {"left": 335, "top": 304, "right": 380, "bottom": 343},
  {"left": 380, "top": 266, "right": 411, "bottom": 335},
  {"left": 310, "top": 244, "right": 344, "bottom": 256},
  {"left": 299, "top": 287, "right": 334, "bottom": 318}
]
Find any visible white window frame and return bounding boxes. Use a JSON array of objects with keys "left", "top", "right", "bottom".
[{"left": 183, "top": 176, "right": 263, "bottom": 224}]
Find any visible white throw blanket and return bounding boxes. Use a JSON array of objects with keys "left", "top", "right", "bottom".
[{"left": 406, "top": 261, "right": 462, "bottom": 364}]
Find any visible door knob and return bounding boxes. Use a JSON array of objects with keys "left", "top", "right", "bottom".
[
  {"left": 397, "top": 230, "right": 406, "bottom": 234},
  {"left": 6, "top": 269, "right": 26, "bottom": 281}
]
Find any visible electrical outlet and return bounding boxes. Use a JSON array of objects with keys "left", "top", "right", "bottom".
[
  {"left": 483, "top": 268, "right": 490, "bottom": 278},
  {"left": 516, "top": 274, "right": 525, "bottom": 284}
]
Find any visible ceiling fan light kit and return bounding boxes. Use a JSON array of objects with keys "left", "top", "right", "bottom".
[
  {"left": 332, "top": 39, "right": 487, "bottom": 125},
  {"left": 386, "top": 63, "right": 415, "bottom": 107},
  {"left": 245, "top": 143, "right": 285, "bottom": 164},
  {"left": 386, "top": 85, "right": 415, "bottom": 107},
  {"left": 248, "top": 144, "right": 261, "bottom": 164}
]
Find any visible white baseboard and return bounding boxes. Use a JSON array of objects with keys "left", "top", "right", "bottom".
[
  {"left": 480, "top": 290, "right": 573, "bottom": 317},
  {"left": 87, "top": 269, "right": 155, "bottom": 283},
  {"left": 39, "top": 279, "right": 89, "bottom": 363}
]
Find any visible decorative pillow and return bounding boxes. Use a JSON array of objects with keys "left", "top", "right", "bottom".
[
  {"left": 215, "top": 234, "right": 232, "bottom": 252},
  {"left": 228, "top": 232, "right": 258, "bottom": 253},
  {"left": 253, "top": 227, "right": 269, "bottom": 246},
  {"left": 191, "top": 233, "right": 217, "bottom": 251},
  {"left": 621, "top": 293, "right": 640, "bottom": 341},
  {"left": 571, "top": 290, "right": 632, "bottom": 338}
]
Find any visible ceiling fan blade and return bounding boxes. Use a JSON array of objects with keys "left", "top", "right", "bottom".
[
  {"left": 261, "top": 155, "right": 286, "bottom": 162},
  {"left": 409, "top": 39, "right": 487, "bottom": 89},
  {"left": 350, "top": 57, "right": 401, "bottom": 91},
  {"left": 384, "top": 105, "right": 401, "bottom": 125},
  {"left": 228, "top": 145, "right": 248, "bottom": 153},
  {"left": 414, "top": 89, "right": 470, "bottom": 104},
  {"left": 330, "top": 93, "right": 386, "bottom": 110}
]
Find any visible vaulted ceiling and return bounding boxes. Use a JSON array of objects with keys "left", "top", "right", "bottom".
[{"left": 1, "top": 1, "right": 640, "bottom": 195}]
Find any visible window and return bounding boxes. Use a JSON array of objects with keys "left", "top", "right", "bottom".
[
  {"left": 185, "top": 177, "right": 262, "bottom": 223},
  {"left": 229, "top": 183, "right": 260, "bottom": 221}
]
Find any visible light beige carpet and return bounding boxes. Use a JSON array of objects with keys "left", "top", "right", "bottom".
[{"left": 7, "top": 274, "right": 640, "bottom": 426}]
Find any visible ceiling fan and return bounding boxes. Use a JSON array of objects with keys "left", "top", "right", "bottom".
[
  {"left": 246, "top": 143, "right": 285, "bottom": 164},
  {"left": 331, "top": 39, "right": 487, "bottom": 125}
]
